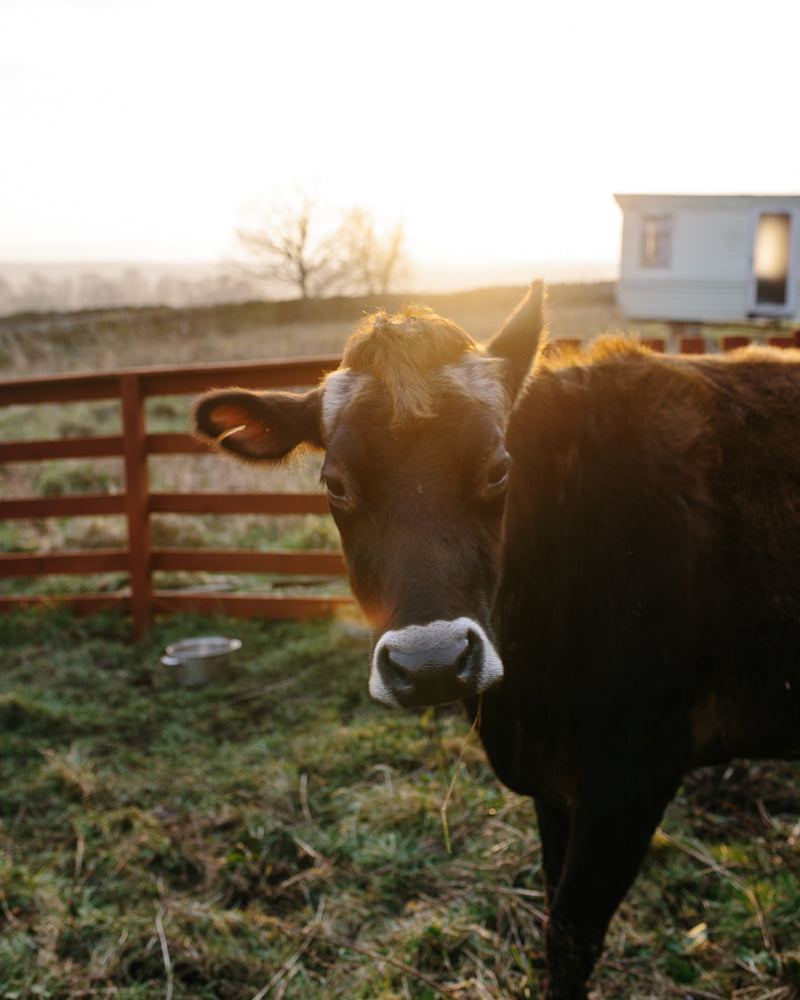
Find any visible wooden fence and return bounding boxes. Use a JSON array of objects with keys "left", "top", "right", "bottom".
[
  {"left": 0, "top": 356, "right": 351, "bottom": 635},
  {"left": 3, "top": 332, "right": 800, "bottom": 636}
]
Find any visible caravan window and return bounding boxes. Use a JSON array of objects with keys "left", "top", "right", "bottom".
[
  {"left": 753, "top": 212, "right": 791, "bottom": 307},
  {"left": 640, "top": 215, "right": 672, "bottom": 268}
]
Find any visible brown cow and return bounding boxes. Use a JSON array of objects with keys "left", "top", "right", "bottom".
[{"left": 194, "top": 282, "right": 800, "bottom": 999}]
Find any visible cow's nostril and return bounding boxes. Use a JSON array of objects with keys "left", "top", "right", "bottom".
[
  {"left": 379, "top": 645, "right": 413, "bottom": 691},
  {"left": 455, "top": 630, "right": 479, "bottom": 682}
]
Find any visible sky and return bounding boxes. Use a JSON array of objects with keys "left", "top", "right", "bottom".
[{"left": 2, "top": 0, "right": 799, "bottom": 277}]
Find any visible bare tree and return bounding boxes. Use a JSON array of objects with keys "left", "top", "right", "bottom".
[
  {"left": 235, "top": 190, "right": 350, "bottom": 299},
  {"left": 234, "top": 190, "right": 408, "bottom": 299},
  {"left": 338, "top": 208, "right": 407, "bottom": 295}
]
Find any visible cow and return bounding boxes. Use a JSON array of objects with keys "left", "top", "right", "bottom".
[{"left": 193, "top": 282, "right": 800, "bottom": 999}]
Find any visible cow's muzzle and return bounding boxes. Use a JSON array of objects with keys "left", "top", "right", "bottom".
[{"left": 369, "top": 617, "right": 504, "bottom": 708}]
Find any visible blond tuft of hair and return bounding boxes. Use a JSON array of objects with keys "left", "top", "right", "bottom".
[{"left": 342, "top": 306, "right": 480, "bottom": 422}]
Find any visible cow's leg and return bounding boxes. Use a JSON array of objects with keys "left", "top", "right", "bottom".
[
  {"left": 542, "top": 774, "right": 681, "bottom": 1000},
  {"left": 534, "top": 794, "right": 571, "bottom": 903}
]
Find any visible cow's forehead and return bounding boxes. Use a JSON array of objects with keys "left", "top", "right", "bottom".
[{"left": 321, "top": 352, "right": 509, "bottom": 443}]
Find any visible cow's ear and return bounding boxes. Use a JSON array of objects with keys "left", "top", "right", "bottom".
[
  {"left": 193, "top": 387, "right": 324, "bottom": 461},
  {"left": 486, "top": 280, "right": 546, "bottom": 402}
]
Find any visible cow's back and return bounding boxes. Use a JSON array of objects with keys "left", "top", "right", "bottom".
[{"left": 487, "top": 342, "right": 800, "bottom": 796}]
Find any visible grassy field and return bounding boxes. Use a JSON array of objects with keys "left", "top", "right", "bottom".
[
  {"left": 2, "top": 608, "right": 800, "bottom": 1000},
  {"left": 2, "top": 285, "right": 800, "bottom": 998},
  {"left": 0, "top": 283, "right": 630, "bottom": 379}
]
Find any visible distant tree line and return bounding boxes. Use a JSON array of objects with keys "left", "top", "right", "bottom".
[{"left": 0, "top": 266, "right": 266, "bottom": 317}]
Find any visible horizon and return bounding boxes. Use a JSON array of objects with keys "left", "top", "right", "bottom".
[{"left": 0, "top": 255, "right": 619, "bottom": 315}]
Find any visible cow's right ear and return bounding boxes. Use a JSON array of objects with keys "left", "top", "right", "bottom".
[
  {"left": 193, "top": 387, "right": 324, "bottom": 461},
  {"left": 486, "top": 280, "right": 546, "bottom": 403}
]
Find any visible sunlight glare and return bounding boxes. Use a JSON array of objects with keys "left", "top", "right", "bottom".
[{"left": 754, "top": 214, "right": 790, "bottom": 281}]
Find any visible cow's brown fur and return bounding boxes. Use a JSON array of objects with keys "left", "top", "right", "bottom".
[{"left": 193, "top": 285, "right": 800, "bottom": 1000}]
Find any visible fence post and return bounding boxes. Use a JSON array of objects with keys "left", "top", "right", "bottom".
[{"left": 121, "top": 374, "right": 153, "bottom": 636}]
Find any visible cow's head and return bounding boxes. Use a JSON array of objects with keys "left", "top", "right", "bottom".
[{"left": 193, "top": 282, "right": 545, "bottom": 707}]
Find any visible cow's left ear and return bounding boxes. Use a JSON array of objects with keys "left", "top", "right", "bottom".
[
  {"left": 486, "top": 280, "right": 546, "bottom": 402},
  {"left": 193, "top": 387, "right": 324, "bottom": 461}
]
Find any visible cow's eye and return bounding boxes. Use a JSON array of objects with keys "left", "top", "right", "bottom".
[
  {"left": 324, "top": 475, "right": 348, "bottom": 506},
  {"left": 485, "top": 454, "right": 511, "bottom": 494}
]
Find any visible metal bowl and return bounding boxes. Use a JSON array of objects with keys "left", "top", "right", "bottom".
[{"left": 161, "top": 636, "right": 242, "bottom": 687}]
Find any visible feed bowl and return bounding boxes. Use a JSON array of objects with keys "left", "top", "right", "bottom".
[{"left": 161, "top": 636, "right": 242, "bottom": 687}]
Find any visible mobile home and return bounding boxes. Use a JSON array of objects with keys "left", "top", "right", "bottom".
[{"left": 614, "top": 194, "right": 800, "bottom": 322}]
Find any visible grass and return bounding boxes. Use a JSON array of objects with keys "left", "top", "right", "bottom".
[
  {"left": 0, "top": 609, "right": 539, "bottom": 999},
  {"left": 0, "top": 284, "right": 627, "bottom": 381},
  {"left": 1, "top": 607, "right": 800, "bottom": 999}
]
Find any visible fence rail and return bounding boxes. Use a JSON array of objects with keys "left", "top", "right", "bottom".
[
  {"left": 4, "top": 333, "right": 800, "bottom": 634},
  {"left": 0, "top": 355, "right": 350, "bottom": 634}
]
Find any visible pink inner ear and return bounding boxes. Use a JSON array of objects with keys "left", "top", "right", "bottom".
[
  {"left": 208, "top": 402, "right": 261, "bottom": 438},
  {"left": 203, "top": 401, "right": 274, "bottom": 457}
]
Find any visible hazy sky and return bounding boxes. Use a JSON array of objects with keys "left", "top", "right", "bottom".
[{"left": 2, "top": 0, "right": 798, "bottom": 270}]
